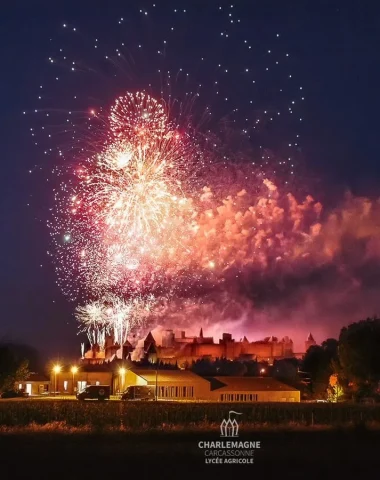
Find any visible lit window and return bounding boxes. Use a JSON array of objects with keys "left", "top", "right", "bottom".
[
  {"left": 18, "top": 384, "right": 22, "bottom": 390},
  {"left": 63, "top": 381, "right": 68, "bottom": 391},
  {"left": 96, "top": 381, "right": 100, "bottom": 386},
  {"left": 78, "top": 381, "right": 87, "bottom": 391}
]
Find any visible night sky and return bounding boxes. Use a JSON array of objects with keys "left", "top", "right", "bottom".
[{"left": 1, "top": 1, "right": 380, "bottom": 362}]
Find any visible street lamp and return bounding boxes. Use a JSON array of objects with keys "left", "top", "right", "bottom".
[
  {"left": 53, "top": 365, "right": 61, "bottom": 396},
  {"left": 260, "top": 368, "right": 266, "bottom": 376},
  {"left": 119, "top": 367, "right": 126, "bottom": 394},
  {"left": 71, "top": 366, "right": 78, "bottom": 395}
]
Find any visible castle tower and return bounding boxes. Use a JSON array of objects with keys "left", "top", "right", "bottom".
[
  {"left": 144, "top": 331, "right": 156, "bottom": 351},
  {"left": 162, "top": 329, "right": 175, "bottom": 348},
  {"left": 305, "top": 333, "right": 316, "bottom": 352},
  {"left": 282, "top": 336, "right": 294, "bottom": 357}
]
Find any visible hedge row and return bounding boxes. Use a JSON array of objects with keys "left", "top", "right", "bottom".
[{"left": 0, "top": 401, "right": 379, "bottom": 429}]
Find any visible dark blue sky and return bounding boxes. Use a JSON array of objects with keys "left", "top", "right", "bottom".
[{"left": 1, "top": 0, "right": 380, "bottom": 361}]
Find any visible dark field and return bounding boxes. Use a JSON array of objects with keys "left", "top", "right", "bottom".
[
  {"left": 1, "top": 427, "right": 380, "bottom": 479},
  {"left": 2, "top": 401, "right": 380, "bottom": 478},
  {"left": 1, "top": 399, "right": 380, "bottom": 428}
]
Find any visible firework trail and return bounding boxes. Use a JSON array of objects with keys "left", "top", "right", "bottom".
[
  {"left": 75, "top": 294, "right": 155, "bottom": 348},
  {"left": 75, "top": 300, "right": 109, "bottom": 349}
]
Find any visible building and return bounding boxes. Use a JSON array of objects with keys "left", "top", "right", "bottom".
[
  {"left": 147, "top": 330, "right": 295, "bottom": 368},
  {"left": 81, "top": 328, "right": 316, "bottom": 368},
  {"left": 17, "top": 373, "right": 50, "bottom": 396},
  {"left": 115, "top": 368, "right": 211, "bottom": 400},
  {"left": 305, "top": 332, "right": 317, "bottom": 352},
  {"left": 50, "top": 364, "right": 113, "bottom": 395},
  {"left": 208, "top": 376, "right": 300, "bottom": 402},
  {"left": 117, "top": 367, "right": 300, "bottom": 402},
  {"left": 45, "top": 361, "right": 300, "bottom": 402}
]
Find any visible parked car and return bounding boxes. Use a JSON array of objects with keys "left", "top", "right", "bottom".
[
  {"left": 76, "top": 385, "right": 110, "bottom": 401},
  {"left": 121, "top": 385, "right": 155, "bottom": 401},
  {"left": 0, "top": 390, "right": 26, "bottom": 399}
]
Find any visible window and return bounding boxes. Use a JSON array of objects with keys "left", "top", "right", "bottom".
[
  {"left": 63, "top": 381, "right": 68, "bottom": 391},
  {"left": 221, "top": 394, "right": 224, "bottom": 401},
  {"left": 18, "top": 384, "right": 22, "bottom": 390},
  {"left": 78, "top": 381, "right": 87, "bottom": 391},
  {"left": 96, "top": 381, "right": 100, "bottom": 386},
  {"left": 246, "top": 394, "right": 258, "bottom": 402},
  {"left": 183, "top": 386, "right": 187, "bottom": 397}
]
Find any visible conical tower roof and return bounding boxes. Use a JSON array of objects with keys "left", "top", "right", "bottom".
[{"left": 144, "top": 331, "right": 156, "bottom": 344}]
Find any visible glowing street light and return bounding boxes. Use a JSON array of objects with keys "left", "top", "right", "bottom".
[
  {"left": 119, "top": 367, "right": 126, "bottom": 394},
  {"left": 71, "top": 366, "right": 78, "bottom": 395},
  {"left": 53, "top": 365, "right": 61, "bottom": 396}
]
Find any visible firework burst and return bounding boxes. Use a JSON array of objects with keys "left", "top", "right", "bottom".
[
  {"left": 52, "top": 91, "right": 202, "bottom": 300},
  {"left": 75, "top": 300, "right": 110, "bottom": 349},
  {"left": 75, "top": 294, "right": 156, "bottom": 349}
]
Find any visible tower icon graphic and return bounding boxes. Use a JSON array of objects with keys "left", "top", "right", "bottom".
[{"left": 220, "top": 411, "right": 243, "bottom": 437}]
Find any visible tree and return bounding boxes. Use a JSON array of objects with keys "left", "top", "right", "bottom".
[
  {"left": 0, "top": 345, "right": 30, "bottom": 392},
  {"left": 191, "top": 358, "right": 216, "bottom": 376},
  {"left": 301, "top": 338, "right": 338, "bottom": 397},
  {"left": 273, "top": 358, "right": 300, "bottom": 386},
  {"left": 327, "top": 374, "right": 344, "bottom": 402},
  {"left": 338, "top": 317, "right": 380, "bottom": 391}
]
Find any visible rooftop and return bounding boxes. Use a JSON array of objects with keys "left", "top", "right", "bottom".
[
  {"left": 26, "top": 373, "right": 49, "bottom": 382},
  {"left": 209, "top": 376, "right": 299, "bottom": 392},
  {"left": 129, "top": 368, "right": 209, "bottom": 384}
]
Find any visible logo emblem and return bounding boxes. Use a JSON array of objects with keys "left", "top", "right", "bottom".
[{"left": 220, "top": 410, "right": 243, "bottom": 437}]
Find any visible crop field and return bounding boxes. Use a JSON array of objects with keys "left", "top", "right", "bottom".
[{"left": 0, "top": 400, "right": 380, "bottom": 430}]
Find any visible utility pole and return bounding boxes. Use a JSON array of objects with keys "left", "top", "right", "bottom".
[{"left": 155, "top": 359, "right": 159, "bottom": 401}]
